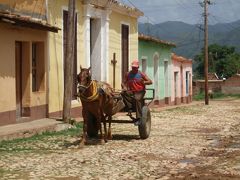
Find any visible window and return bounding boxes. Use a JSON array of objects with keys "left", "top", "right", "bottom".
[
  {"left": 32, "top": 42, "right": 45, "bottom": 92},
  {"left": 32, "top": 43, "right": 37, "bottom": 92},
  {"left": 141, "top": 58, "right": 147, "bottom": 73},
  {"left": 186, "top": 71, "right": 189, "bottom": 95}
]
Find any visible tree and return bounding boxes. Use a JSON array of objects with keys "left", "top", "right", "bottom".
[{"left": 194, "top": 44, "right": 240, "bottom": 79}]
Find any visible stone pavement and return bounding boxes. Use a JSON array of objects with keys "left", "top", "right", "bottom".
[{"left": 0, "top": 98, "right": 240, "bottom": 179}]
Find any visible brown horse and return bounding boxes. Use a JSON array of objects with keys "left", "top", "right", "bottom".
[{"left": 77, "top": 66, "right": 116, "bottom": 147}]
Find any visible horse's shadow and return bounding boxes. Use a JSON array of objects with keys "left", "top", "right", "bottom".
[
  {"left": 62, "top": 134, "right": 140, "bottom": 148},
  {"left": 111, "top": 134, "right": 140, "bottom": 141}
]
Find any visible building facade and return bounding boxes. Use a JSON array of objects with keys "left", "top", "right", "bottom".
[
  {"left": 171, "top": 53, "right": 192, "bottom": 105},
  {"left": 138, "top": 34, "right": 176, "bottom": 106},
  {"left": 0, "top": 0, "right": 59, "bottom": 126},
  {"left": 47, "top": 0, "right": 143, "bottom": 118},
  {"left": 0, "top": 0, "right": 143, "bottom": 125}
]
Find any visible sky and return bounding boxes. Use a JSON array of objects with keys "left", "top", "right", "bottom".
[{"left": 120, "top": 0, "right": 240, "bottom": 25}]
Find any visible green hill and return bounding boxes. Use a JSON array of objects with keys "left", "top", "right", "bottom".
[{"left": 138, "top": 20, "right": 240, "bottom": 59}]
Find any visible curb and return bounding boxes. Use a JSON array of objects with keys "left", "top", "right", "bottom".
[{"left": 0, "top": 119, "right": 73, "bottom": 141}]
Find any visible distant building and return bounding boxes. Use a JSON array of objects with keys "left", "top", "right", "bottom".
[
  {"left": 171, "top": 53, "right": 193, "bottom": 105},
  {"left": 138, "top": 34, "right": 176, "bottom": 106},
  {"left": 221, "top": 74, "right": 240, "bottom": 94}
]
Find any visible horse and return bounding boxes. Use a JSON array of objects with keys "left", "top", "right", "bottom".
[{"left": 77, "top": 66, "right": 120, "bottom": 147}]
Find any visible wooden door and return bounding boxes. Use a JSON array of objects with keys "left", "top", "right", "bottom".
[
  {"left": 15, "top": 42, "right": 22, "bottom": 118},
  {"left": 121, "top": 24, "right": 129, "bottom": 81},
  {"left": 154, "top": 54, "right": 159, "bottom": 99},
  {"left": 174, "top": 72, "right": 178, "bottom": 105}
]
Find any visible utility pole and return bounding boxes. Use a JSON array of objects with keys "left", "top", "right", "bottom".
[
  {"left": 204, "top": 0, "right": 209, "bottom": 105},
  {"left": 63, "top": 0, "right": 76, "bottom": 123}
]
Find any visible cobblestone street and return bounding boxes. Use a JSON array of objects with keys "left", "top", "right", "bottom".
[{"left": 0, "top": 98, "right": 240, "bottom": 179}]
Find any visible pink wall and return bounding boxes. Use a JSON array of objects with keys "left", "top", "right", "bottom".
[{"left": 171, "top": 54, "right": 192, "bottom": 105}]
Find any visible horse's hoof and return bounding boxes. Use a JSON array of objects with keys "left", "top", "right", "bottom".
[
  {"left": 100, "top": 139, "right": 105, "bottom": 145},
  {"left": 107, "top": 133, "right": 112, "bottom": 140},
  {"left": 79, "top": 139, "right": 86, "bottom": 148},
  {"left": 78, "top": 144, "right": 84, "bottom": 149},
  {"left": 108, "top": 135, "right": 112, "bottom": 140}
]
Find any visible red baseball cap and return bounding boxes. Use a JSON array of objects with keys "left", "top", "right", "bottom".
[{"left": 131, "top": 59, "right": 139, "bottom": 67}]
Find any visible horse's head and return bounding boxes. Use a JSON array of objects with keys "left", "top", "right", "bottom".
[{"left": 77, "top": 66, "right": 91, "bottom": 93}]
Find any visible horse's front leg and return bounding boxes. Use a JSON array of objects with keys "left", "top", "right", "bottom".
[
  {"left": 97, "top": 112, "right": 105, "bottom": 145},
  {"left": 107, "top": 116, "right": 112, "bottom": 140},
  {"left": 103, "top": 115, "right": 108, "bottom": 142},
  {"left": 98, "top": 120, "right": 105, "bottom": 144},
  {"left": 79, "top": 110, "right": 88, "bottom": 148}
]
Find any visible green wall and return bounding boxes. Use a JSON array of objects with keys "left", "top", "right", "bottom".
[{"left": 138, "top": 40, "right": 173, "bottom": 100}]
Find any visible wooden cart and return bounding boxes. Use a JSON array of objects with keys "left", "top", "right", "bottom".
[{"left": 87, "top": 89, "right": 155, "bottom": 139}]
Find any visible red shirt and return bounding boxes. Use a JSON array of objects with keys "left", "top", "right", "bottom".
[{"left": 125, "top": 71, "right": 147, "bottom": 92}]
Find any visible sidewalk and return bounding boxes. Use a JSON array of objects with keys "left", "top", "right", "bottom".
[{"left": 0, "top": 118, "right": 73, "bottom": 141}]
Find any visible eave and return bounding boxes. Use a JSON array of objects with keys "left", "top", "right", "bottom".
[
  {"left": 139, "top": 34, "right": 176, "bottom": 47},
  {"left": 84, "top": 0, "right": 144, "bottom": 18},
  {"left": 0, "top": 11, "right": 60, "bottom": 33},
  {"left": 172, "top": 53, "right": 192, "bottom": 64}
]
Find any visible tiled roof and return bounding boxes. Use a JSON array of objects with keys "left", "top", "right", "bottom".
[
  {"left": 0, "top": 10, "right": 60, "bottom": 32},
  {"left": 87, "top": 0, "right": 144, "bottom": 17},
  {"left": 171, "top": 53, "right": 192, "bottom": 64},
  {"left": 139, "top": 34, "right": 176, "bottom": 47}
]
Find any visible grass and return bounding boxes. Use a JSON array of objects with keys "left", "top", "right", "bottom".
[
  {"left": 193, "top": 92, "right": 240, "bottom": 101},
  {"left": 0, "top": 122, "right": 83, "bottom": 153}
]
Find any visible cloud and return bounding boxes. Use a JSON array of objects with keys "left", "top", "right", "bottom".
[{"left": 121, "top": 0, "right": 240, "bottom": 24}]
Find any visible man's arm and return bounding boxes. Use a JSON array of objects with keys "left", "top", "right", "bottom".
[
  {"left": 141, "top": 72, "right": 152, "bottom": 85},
  {"left": 121, "top": 72, "right": 129, "bottom": 90}
]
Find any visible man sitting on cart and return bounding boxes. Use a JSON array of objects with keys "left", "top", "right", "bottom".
[{"left": 121, "top": 59, "right": 152, "bottom": 125}]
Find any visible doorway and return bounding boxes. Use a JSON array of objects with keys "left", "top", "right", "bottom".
[
  {"left": 153, "top": 53, "right": 159, "bottom": 99},
  {"left": 15, "top": 42, "right": 23, "bottom": 118},
  {"left": 90, "top": 18, "right": 101, "bottom": 81},
  {"left": 174, "top": 72, "right": 178, "bottom": 105},
  {"left": 121, "top": 24, "right": 129, "bottom": 82},
  {"left": 164, "top": 61, "right": 168, "bottom": 97}
]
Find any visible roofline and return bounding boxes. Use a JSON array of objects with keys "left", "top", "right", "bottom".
[
  {"left": 0, "top": 11, "right": 60, "bottom": 33},
  {"left": 84, "top": 0, "right": 144, "bottom": 18},
  {"left": 138, "top": 34, "right": 176, "bottom": 47},
  {"left": 171, "top": 53, "right": 192, "bottom": 64}
]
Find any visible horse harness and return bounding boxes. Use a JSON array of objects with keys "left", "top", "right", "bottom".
[{"left": 78, "top": 80, "right": 111, "bottom": 102}]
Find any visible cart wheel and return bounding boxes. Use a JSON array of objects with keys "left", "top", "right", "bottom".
[
  {"left": 138, "top": 106, "right": 151, "bottom": 139},
  {"left": 87, "top": 114, "right": 98, "bottom": 138}
]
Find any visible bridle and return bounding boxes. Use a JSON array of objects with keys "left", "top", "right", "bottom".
[
  {"left": 77, "top": 68, "right": 99, "bottom": 102},
  {"left": 77, "top": 69, "right": 91, "bottom": 93}
]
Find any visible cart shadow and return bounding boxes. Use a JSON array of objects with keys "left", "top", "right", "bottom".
[
  {"left": 112, "top": 134, "right": 140, "bottom": 141},
  {"left": 62, "top": 138, "right": 110, "bottom": 148},
  {"left": 62, "top": 134, "right": 140, "bottom": 148},
  {"left": 62, "top": 140, "right": 81, "bottom": 148}
]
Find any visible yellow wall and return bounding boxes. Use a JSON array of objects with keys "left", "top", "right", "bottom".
[
  {"left": 109, "top": 11, "right": 139, "bottom": 89},
  {"left": 0, "top": 0, "right": 46, "bottom": 18},
  {"left": 0, "top": 23, "right": 47, "bottom": 113},
  {"left": 0, "top": 1, "right": 140, "bottom": 118},
  {"left": 47, "top": 0, "right": 85, "bottom": 113},
  {"left": 47, "top": 1, "right": 139, "bottom": 114}
]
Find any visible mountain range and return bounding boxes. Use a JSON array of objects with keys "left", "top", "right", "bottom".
[{"left": 138, "top": 20, "right": 240, "bottom": 59}]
